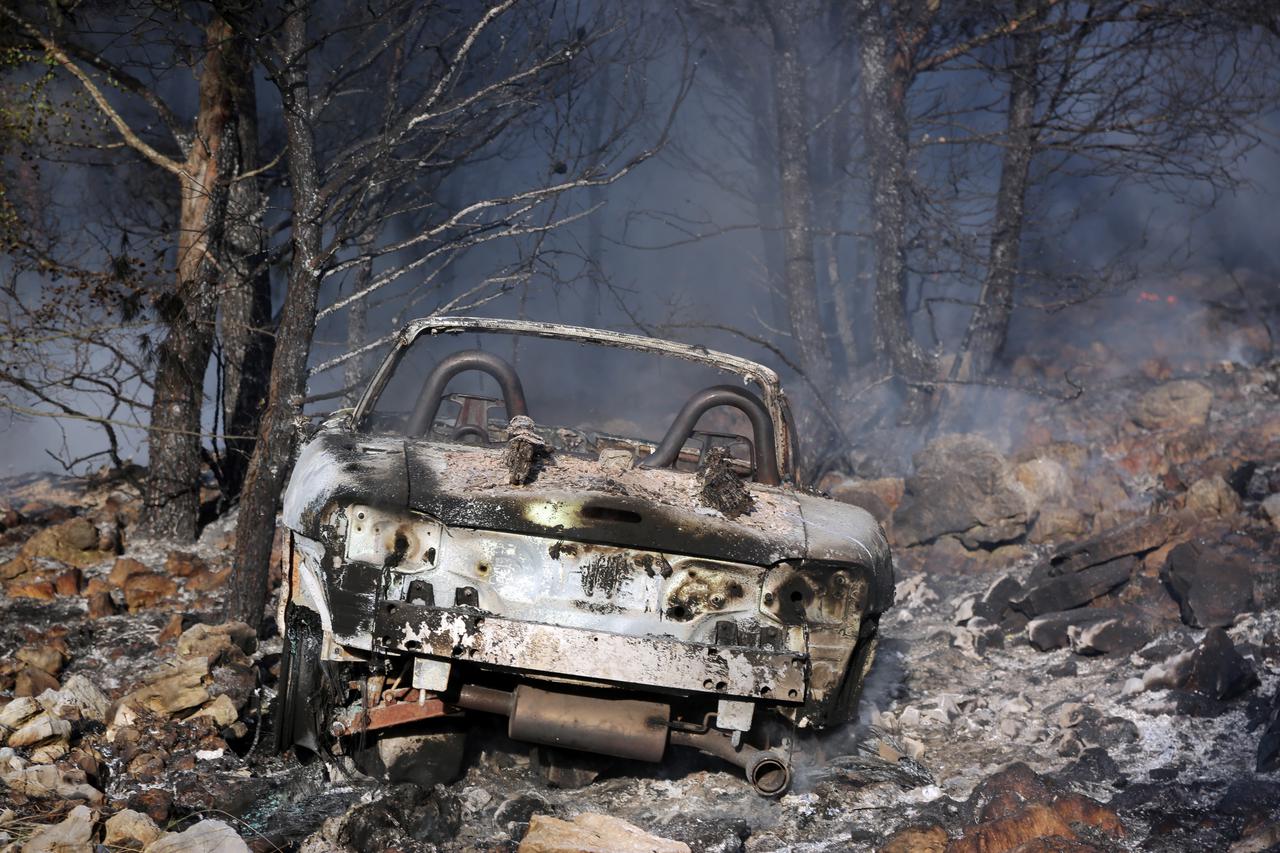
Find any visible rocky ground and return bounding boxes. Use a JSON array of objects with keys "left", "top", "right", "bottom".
[{"left": 0, "top": 351, "right": 1278, "bottom": 851}]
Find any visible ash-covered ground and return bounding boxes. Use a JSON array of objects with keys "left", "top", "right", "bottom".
[{"left": 1, "top": 353, "right": 1279, "bottom": 851}]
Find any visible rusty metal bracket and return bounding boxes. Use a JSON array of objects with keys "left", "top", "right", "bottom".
[
  {"left": 330, "top": 688, "right": 454, "bottom": 736},
  {"left": 374, "top": 601, "right": 808, "bottom": 702}
]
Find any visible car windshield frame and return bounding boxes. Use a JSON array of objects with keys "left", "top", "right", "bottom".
[{"left": 350, "top": 316, "right": 796, "bottom": 481}]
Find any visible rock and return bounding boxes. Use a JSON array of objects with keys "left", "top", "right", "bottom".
[
  {"left": 191, "top": 694, "right": 239, "bottom": 728},
  {"left": 117, "top": 657, "right": 212, "bottom": 720},
  {"left": 1161, "top": 540, "right": 1254, "bottom": 628},
  {"left": 186, "top": 568, "right": 231, "bottom": 592},
  {"left": 892, "top": 434, "right": 1033, "bottom": 548},
  {"left": 86, "top": 592, "right": 117, "bottom": 618},
  {"left": 1259, "top": 689, "right": 1280, "bottom": 772},
  {"left": 1132, "top": 379, "right": 1212, "bottom": 430},
  {"left": 1067, "top": 617, "right": 1152, "bottom": 656},
  {"left": 1231, "top": 822, "right": 1280, "bottom": 853},
  {"left": 156, "top": 613, "right": 186, "bottom": 644},
  {"left": 143, "top": 819, "right": 249, "bottom": 853},
  {"left": 176, "top": 622, "right": 256, "bottom": 662},
  {"left": 52, "top": 567, "right": 82, "bottom": 596},
  {"left": 0, "top": 697, "right": 42, "bottom": 732},
  {"left": 1185, "top": 475, "right": 1242, "bottom": 518},
  {"left": 1014, "top": 557, "right": 1133, "bottom": 617},
  {"left": 16, "top": 647, "right": 65, "bottom": 676},
  {"left": 1141, "top": 629, "right": 1259, "bottom": 700},
  {"left": 829, "top": 477, "right": 904, "bottom": 524},
  {"left": 41, "top": 675, "right": 110, "bottom": 723},
  {"left": 8, "top": 712, "right": 72, "bottom": 748},
  {"left": 878, "top": 825, "right": 948, "bottom": 853},
  {"left": 108, "top": 557, "right": 149, "bottom": 588},
  {"left": 1025, "top": 609, "right": 1127, "bottom": 652},
  {"left": 1178, "top": 629, "right": 1259, "bottom": 700},
  {"left": 1029, "top": 505, "right": 1089, "bottom": 545},
  {"left": 128, "top": 788, "right": 173, "bottom": 824},
  {"left": 953, "top": 763, "right": 1124, "bottom": 853},
  {"left": 20, "top": 804, "right": 95, "bottom": 853},
  {"left": 104, "top": 809, "right": 162, "bottom": 849},
  {"left": 949, "top": 803, "right": 1078, "bottom": 853},
  {"left": 1261, "top": 494, "right": 1280, "bottom": 530},
  {"left": 21, "top": 517, "right": 112, "bottom": 567},
  {"left": 6, "top": 579, "right": 56, "bottom": 601},
  {"left": 123, "top": 572, "right": 179, "bottom": 610},
  {"left": 1014, "top": 458, "right": 1074, "bottom": 506},
  {"left": 164, "top": 550, "right": 208, "bottom": 577},
  {"left": 1029, "top": 514, "right": 1180, "bottom": 585},
  {"left": 15, "top": 668, "right": 60, "bottom": 698},
  {"left": 518, "top": 813, "right": 691, "bottom": 853}
]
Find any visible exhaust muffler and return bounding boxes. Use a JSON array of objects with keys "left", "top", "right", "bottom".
[{"left": 456, "top": 684, "right": 791, "bottom": 795}]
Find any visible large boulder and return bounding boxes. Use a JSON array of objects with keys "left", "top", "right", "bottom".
[
  {"left": 1160, "top": 540, "right": 1254, "bottom": 628},
  {"left": 1132, "top": 379, "right": 1212, "bottom": 430},
  {"left": 893, "top": 435, "right": 1034, "bottom": 548}
]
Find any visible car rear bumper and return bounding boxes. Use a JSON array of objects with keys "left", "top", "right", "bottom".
[{"left": 374, "top": 600, "right": 808, "bottom": 704}]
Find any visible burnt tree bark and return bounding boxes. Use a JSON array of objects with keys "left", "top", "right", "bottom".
[
  {"left": 141, "top": 18, "right": 240, "bottom": 540},
  {"left": 219, "top": 31, "right": 274, "bottom": 502},
  {"left": 761, "top": 1, "right": 832, "bottom": 391},
  {"left": 853, "top": 0, "right": 936, "bottom": 415},
  {"left": 228, "top": 1, "right": 324, "bottom": 625},
  {"left": 954, "top": 0, "right": 1042, "bottom": 379}
]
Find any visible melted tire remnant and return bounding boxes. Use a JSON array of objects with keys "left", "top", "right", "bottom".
[
  {"left": 698, "top": 446, "right": 755, "bottom": 518},
  {"left": 503, "top": 415, "right": 550, "bottom": 485}
]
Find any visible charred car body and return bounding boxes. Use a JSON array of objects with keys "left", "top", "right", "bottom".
[{"left": 274, "top": 317, "right": 893, "bottom": 795}]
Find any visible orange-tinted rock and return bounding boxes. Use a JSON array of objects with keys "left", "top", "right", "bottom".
[
  {"left": 53, "top": 567, "right": 83, "bottom": 596},
  {"left": 87, "top": 591, "right": 118, "bottom": 618},
  {"left": 186, "top": 567, "right": 231, "bottom": 592},
  {"left": 15, "top": 666, "right": 60, "bottom": 697},
  {"left": 1050, "top": 793, "right": 1124, "bottom": 837},
  {"left": 128, "top": 786, "right": 173, "bottom": 823},
  {"left": 7, "top": 577, "right": 57, "bottom": 600},
  {"left": 123, "top": 572, "right": 179, "bottom": 611},
  {"left": 16, "top": 645, "right": 65, "bottom": 675},
  {"left": 0, "top": 554, "right": 32, "bottom": 581},
  {"left": 947, "top": 804, "right": 1075, "bottom": 853},
  {"left": 164, "top": 550, "right": 208, "bottom": 578},
  {"left": 1007, "top": 839, "right": 1104, "bottom": 853},
  {"left": 21, "top": 517, "right": 112, "bottom": 567},
  {"left": 975, "top": 763, "right": 1058, "bottom": 822},
  {"left": 881, "top": 825, "right": 949, "bottom": 853},
  {"left": 156, "top": 613, "right": 185, "bottom": 645},
  {"left": 109, "top": 557, "right": 149, "bottom": 588}
]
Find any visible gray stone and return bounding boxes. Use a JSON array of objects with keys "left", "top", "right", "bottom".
[{"left": 893, "top": 434, "right": 1033, "bottom": 548}]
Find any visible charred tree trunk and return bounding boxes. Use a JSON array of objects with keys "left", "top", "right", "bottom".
[
  {"left": 853, "top": 0, "right": 936, "bottom": 416},
  {"left": 764, "top": 2, "right": 832, "bottom": 391},
  {"left": 747, "top": 91, "right": 791, "bottom": 336},
  {"left": 219, "top": 28, "right": 274, "bottom": 503},
  {"left": 342, "top": 248, "right": 372, "bottom": 409},
  {"left": 140, "top": 18, "right": 239, "bottom": 541},
  {"left": 955, "top": 1, "right": 1042, "bottom": 379},
  {"left": 228, "top": 2, "right": 325, "bottom": 625}
]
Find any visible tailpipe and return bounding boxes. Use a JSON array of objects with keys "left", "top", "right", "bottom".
[
  {"left": 670, "top": 729, "right": 791, "bottom": 796},
  {"left": 456, "top": 684, "right": 792, "bottom": 795}
]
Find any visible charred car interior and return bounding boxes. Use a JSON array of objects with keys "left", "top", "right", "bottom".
[{"left": 273, "top": 317, "right": 894, "bottom": 795}]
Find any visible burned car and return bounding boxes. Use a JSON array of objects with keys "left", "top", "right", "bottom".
[{"left": 274, "top": 317, "right": 893, "bottom": 795}]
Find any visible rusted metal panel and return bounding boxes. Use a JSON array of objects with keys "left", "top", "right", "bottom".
[
  {"left": 375, "top": 601, "right": 808, "bottom": 702},
  {"left": 332, "top": 690, "right": 452, "bottom": 736}
]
